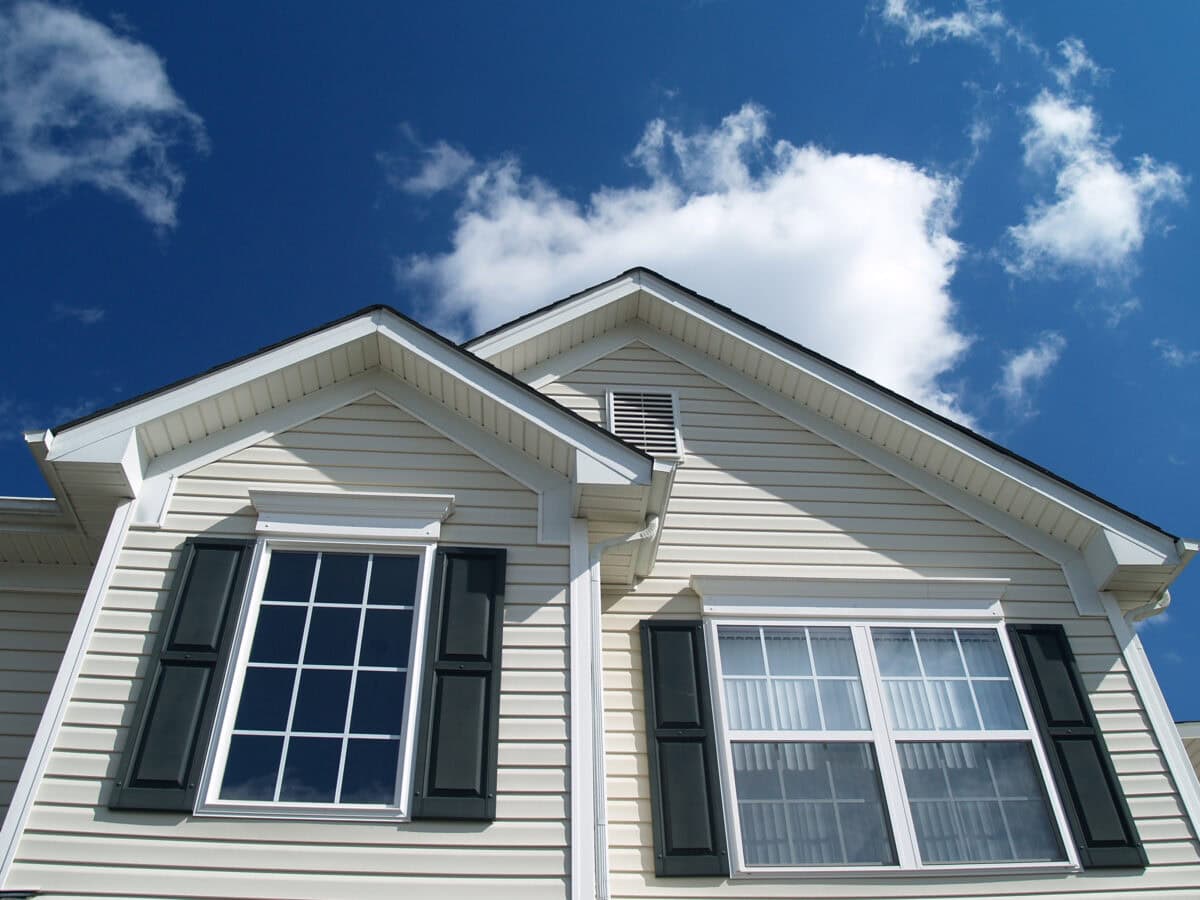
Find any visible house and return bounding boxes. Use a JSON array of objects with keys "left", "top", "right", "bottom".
[
  {"left": 0, "top": 267, "right": 1198, "bottom": 898},
  {"left": 1179, "top": 723, "right": 1200, "bottom": 781}
]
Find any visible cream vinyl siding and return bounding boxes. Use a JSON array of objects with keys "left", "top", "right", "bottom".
[
  {"left": 0, "top": 586, "right": 83, "bottom": 829},
  {"left": 6, "top": 395, "right": 571, "bottom": 900},
  {"left": 541, "top": 342, "right": 1200, "bottom": 898}
]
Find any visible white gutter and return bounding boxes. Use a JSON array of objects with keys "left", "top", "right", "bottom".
[{"left": 586, "top": 516, "right": 660, "bottom": 900}]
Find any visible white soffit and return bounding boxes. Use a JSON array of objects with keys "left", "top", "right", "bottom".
[{"left": 468, "top": 270, "right": 1186, "bottom": 566}]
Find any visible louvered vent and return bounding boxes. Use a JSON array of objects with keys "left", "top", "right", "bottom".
[{"left": 609, "top": 391, "right": 680, "bottom": 455}]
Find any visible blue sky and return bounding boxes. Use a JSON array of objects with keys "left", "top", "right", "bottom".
[{"left": 2, "top": 1, "right": 1199, "bottom": 715}]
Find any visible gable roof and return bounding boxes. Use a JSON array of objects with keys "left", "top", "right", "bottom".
[
  {"left": 29, "top": 303, "right": 655, "bottom": 542},
  {"left": 465, "top": 266, "right": 1195, "bottom": 597},
  {"left": 467, "top": 266, "right": 1173, "bottom": 540}
]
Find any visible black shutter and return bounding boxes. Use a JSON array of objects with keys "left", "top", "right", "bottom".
[
  {"left": 640, "top": 620, "right": 729, "bottom": 877},
  {"left": 1008, "top": 623, "right": 1147, "bottom": 868},
  {"left": 110, "top": 538, "right": 253, "bottom": 811},
  {"left": 411, "top": 547, "right": 506, "bottom": 820}
]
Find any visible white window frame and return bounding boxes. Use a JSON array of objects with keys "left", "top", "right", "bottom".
[
  {"left": 194, "top": 490, "right": 453, "bottom": 821},
  {"left": 604, "top": 387, "right": 685, "bottom": 459},
  {"left": 703, "top": 613, "right": 1081, "bottom": 877}
]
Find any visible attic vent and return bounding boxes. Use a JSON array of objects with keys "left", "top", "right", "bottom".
[{"left": 608, "top": 391, "right": 681, "bottom": 456}]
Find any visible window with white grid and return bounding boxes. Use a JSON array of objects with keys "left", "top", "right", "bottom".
[
  {"left": 204, "top": 546, "right": 429, "bottom": 816},
  {"left": 710, "top": 621, "right": 1073, "bottom": 872}
]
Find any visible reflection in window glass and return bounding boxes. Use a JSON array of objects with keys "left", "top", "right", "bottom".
[
  {"left": 732, "top": 742, "right": 895, "bottom": 866},
  {"left": 219, "top": 549, "right": 420, "bottom": 806},
  {"left": 899, "top": 742, "right": 1065, "bottom": 864}
]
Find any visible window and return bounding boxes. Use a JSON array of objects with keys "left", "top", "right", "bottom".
[
  {"left": 709, "top": 621, "right": 1073, "bottom": 872},
  {"left": 197, "top": 542, "right": 435, "bottom": 819}
]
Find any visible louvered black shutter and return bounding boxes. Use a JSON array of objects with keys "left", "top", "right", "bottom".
[
  {"left": 640, "top": 620, "right": 729, "bottom": 876},
  {"left": 1008, "top": 623, "right": 1147, "bottom": 868},
  {"left": 110, "top": 539, "right": 253, "bottom": 811},
  {"left": 411, "top": 547, "right": 506, "bottom": 820}
]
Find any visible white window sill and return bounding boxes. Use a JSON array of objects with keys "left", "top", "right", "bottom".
[
  {"left": 729, "top": 861, "right": 1080, "bottom": 879},
  {"left": 194, "top": 801, "right": 411, "bottom": 823}
]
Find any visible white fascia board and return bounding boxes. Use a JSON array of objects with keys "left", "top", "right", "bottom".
[
  {"left": 377, "top": 312, "right": 651, "bottom": 486},
  {"left": 465, "top": 276, "right": 640, "bottom": 360},
  {"left": 633, "top": 272, "right": 1181, "bottom": 561},
  {"left": 46, "top": 316, "right": 379, "bottom": 460},
  {"left": 48, "top": 427, "right": 144, "bottom": 497}
]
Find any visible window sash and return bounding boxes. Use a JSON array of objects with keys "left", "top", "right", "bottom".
[
  {"left": 195, "top": 538, "right": 437, "bottom": 820},
  {"left": 707, "top": 617, "right": 1078, "bottom": 874}
]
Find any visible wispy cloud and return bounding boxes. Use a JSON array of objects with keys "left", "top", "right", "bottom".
[
  {"left": 1052, "top": 37, "right": 1104, "bottom": 90},
  {"left": 391, "top": 103, "right": 977, "bottom": 423},
  {"left": 1005, "top": 91, "right": 1186, "bottom": 281},
  {"left": 52, "top": 302, "right": 105, "bottom": 325},
  {"left": 379, "top": 126, "right": 476, "bottom": 196},
  {"left": 879, "top": 0, "right": 1015, "bottom": 53},
  {"left": 1152, "top": 338, "right": 1200, "bottom": 368},
  {"left": 0, "top": 1, "right": 206, "bottom": 228},
  {"left": 998, "top": 331, "right": 1065, "bottom": 418}
]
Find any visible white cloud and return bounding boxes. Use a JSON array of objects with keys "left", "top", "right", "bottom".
[
  {"left": 396, "top": 104, "right": 976, "bottom": 422},
  {"left": 880, "top": 0, "right": 1010, "bottom": 48},
  {"left": 384, "top": 139, "right": 476, "bottom": 196},
  {"left": 1052, "top": 37, "right": 1103, "bottom": 90},
  {"left": 0, "top": 1, "right": 205, "bottom": 228},
  {"left": 1006, "top": 92, "right": 1186, "bottom": 280},
  {"left": 1100, "top": 296, "right": 1140, "bottom": 328},
  {"left": 998, "top": 331, "right": 1065, "bottom": 417},
  {"left": 1152, "top": 338, "right": 1200, "bottom": 368},
  {"left": 52, "top": 302, "right": 105, "bottom": 324}
]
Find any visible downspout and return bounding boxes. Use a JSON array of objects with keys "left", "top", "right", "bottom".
[{"left": 587, "top": 515, "right": 660, "bottom": 900}]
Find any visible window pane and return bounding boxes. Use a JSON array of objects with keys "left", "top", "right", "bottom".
[
  {"left": 915, "top": 629, "right": 965, "bottom": 677},
  {"left": 367, "top": 555, "right": 419, "bottom": 605},
  {"left": 899, "top": 741, "right": 1065, "bottom": 864},
  {"left": 234, "top": 667, "right": 295, "bottom": 731},
  {"left": 291, "top": 669, "right": 352, "bottom": 733},
  {"left": 882, "top": 679, "right": 933, "bottom": 730},
  {"left": 279, "top": 737, "right": 341, "bottom": 803},
  {"left": 974, "top": 681, "right": 1026, "bottom": 730},
  {"left": 359, "top": 608, "right": 414, "bottom": 668},
  {"left": 314, "top": 553, "right": 368, "bottom": 604},
  {"left": 808, "top": 629, "right": 857, "bottom": 676},
  {"left": 771, "top": 680, "right": 820, "bottom": 730},
  {"left": 732, "top": 742, "right": 895, "bottom": 867},
  {"left": 719, "top": 628, "right": 765, "bottom": 675},
  {"left": 341, "top": 739, "right": 401, "bottom": 804},
  {"left": 959, "top": 630, "right": 1009, "bottom": 677},
  {"left": 818, "top": 680, "right": 870, "bottom": 731},
  {"left": 303, "top": 606, "right": 362, "bottom": 666},
  {"left": 873, "top": 628, "right": 920, "bottom": 676},
  {"left": 262, "top": 552, "right": 316, "bottom": 604},
  {"left": 350, "top": 670, "right": 407, "bottom": 735},
  {"left": 249, "top": 605, "right": 307, "bottom": 664},
  {"left": 725, "top": 678, "right": 773, "bottom": 730},
  {"left": 221, "top": 734, "right": 282, "bottom": 800},
  {"left": 764, "top": 630, "right": 811, "bottom": 675},
  {"left": 925, "top": 679, "right": 980, "bottom": 730}
]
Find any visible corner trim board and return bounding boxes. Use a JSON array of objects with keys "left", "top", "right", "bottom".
[{"left": 0, "top": 499, "right": 135, "bottom": 888}]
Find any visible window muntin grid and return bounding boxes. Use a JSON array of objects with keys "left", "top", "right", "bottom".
[
  {"left": 711, "top": 620, "right": 1071, "bottom": 873},
  {"left": 218, "top": 549, "right": 420, "bottom": 808}
]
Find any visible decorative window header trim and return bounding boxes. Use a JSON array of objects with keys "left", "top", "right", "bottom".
[
  {"left": 249, "top": 489, "right": 455, "bottom": 541},
  {"left": 690, "top": 575, "right": 1009, "bottom": 619}
]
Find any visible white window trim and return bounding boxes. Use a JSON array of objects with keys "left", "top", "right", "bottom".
[
  {"left": 604, "top": 387, "right": 685, "bottom": 459},
  {"left": 194, "top": 490, "right": 453, "bottom": 821},
  {"left": 701, "top": 606, "right": 1081, "bottom": 877}
]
